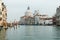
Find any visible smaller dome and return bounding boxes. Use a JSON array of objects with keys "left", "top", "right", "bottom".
[{"left": 34, "top": 10, "right": 40, "bottom": 15}]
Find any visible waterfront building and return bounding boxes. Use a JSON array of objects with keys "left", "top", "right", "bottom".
[
  {"left": 34, "top": 10, "right": 40, "bottom": 24},
  {"left": 20, "top": 7, "right": 34, "bottom": 25},
  {"left": 25, "top": 16, "right": 34, "bottom": 25},
  {"left": 34, "top": 10, "right": 51, "bottom": 25},
  {"left": 20, "top": 7, "right": 53, "bottom": 25},
  {"left": 39, "top": 15, "right": 48, "bottom": 25},
  {"left": 0, "top": 0, "right": 3, "bottom": 26},
  {"left": 0, "top": 0, "right": 7, "bottom": 27},
  {"left": 52, "top": 16, "right": 56, "bottom": 25},
  {"left": 44, "top": 18, "right": 53, "bottom": 25},
  {"left": 2, "top": 3, "right": 7, "bottom": 28},
  {"left": 20, "top": 16, "right": 26, "bottom": 24},
  {"left": 55, "top": 6, "right": 60, "bottom": 25},
  {"left": 20, "top": 16, "right": 34, "bottom": 25}
]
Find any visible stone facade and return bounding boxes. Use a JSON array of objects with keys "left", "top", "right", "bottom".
[
  {"left": 0, "top": 0, "right": 7, "bottom": 27},
  {"left": 25, "top": 16, "right": 34, "bottom": 25},
  {"left": 55, "top": 6, "right": 60, "bottom": 25},
  {"left": 20, "top": 7, "right": 34, "bottom": 25},
  {"left": 20, "top": 16, "right": 34, "bottom": 25}
]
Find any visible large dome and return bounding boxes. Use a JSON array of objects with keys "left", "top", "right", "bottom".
[{"left": 25, "top": 7, "right": 33, "bottom": 17}]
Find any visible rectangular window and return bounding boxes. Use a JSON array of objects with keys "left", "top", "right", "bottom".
[
  {"left": 0, "top": 11, "right": 2, "bottom": 15},
  {"left": 2, "top": 8, "right": 4, "bottom": 11}
]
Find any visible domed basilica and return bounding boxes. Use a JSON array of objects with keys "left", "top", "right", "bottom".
[{"left": 20, "top": 6, "right": 51, "bottom": 25}]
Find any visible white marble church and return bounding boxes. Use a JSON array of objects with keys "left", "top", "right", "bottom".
[
  {"left": 20, "top": 6, "right": 52, "bottom": 25},
  {"left": 20, "top": 6, "right": 34, "bottom": 24}
]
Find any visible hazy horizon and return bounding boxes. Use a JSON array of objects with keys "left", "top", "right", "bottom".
[{"left": 3, "top": 0, "right": 60, "bottom": 22}]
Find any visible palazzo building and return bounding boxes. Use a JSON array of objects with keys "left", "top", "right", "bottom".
[
  {"left": 0, "top": 0, "right": 7, "bottom": 27},
  {"left": 55, "top": 6, "right": 60, "bottom": 25}
]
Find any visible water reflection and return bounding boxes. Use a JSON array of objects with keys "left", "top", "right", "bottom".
[
  {"left": 53, "top": 27, "right": 60, "bottom": 40},
  {"left": 1, "top": 25, "right": 60, "bottom": 40},
  {"left": 6, "top": 25, "right": 60, "bottom": 40},
  {"left": 9, "top": 25, "right": 20, "bottom": 30},
  {"left": 24, "top": 26, "right": 33, "bottom": 36},
  {"left": 0, "top": 29, "right": 7, "bottom": 40},
  {"left": 13, "top": 26, "right": 17, "bottom": 30}
]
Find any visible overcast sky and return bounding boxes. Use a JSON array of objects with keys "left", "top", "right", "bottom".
[{"left": 3, "top": 0, "right": 60, "bottom": 22}]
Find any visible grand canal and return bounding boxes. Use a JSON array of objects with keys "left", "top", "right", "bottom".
[{"left": 0, "top": 25, "right": 60, "bottom": 40}]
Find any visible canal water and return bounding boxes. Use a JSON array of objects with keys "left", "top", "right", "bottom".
[{"left": 0, "top": 25, "right": 60, "bottom": 40}]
